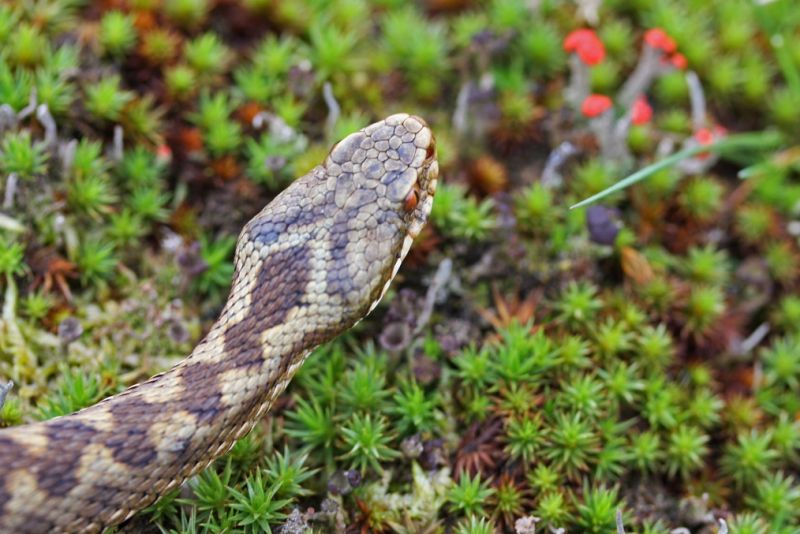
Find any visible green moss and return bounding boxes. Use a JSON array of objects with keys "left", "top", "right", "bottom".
[
  {"left": 454, "top": 515, "right": 496, "bottom": 534},
  {"left": 599, "top": 19, "right": 634, "bottom": 60},
  {"left": 707, "top": 55, "right": 740, "bottom": 100},
  {"left": 519, "top": 23, "right": 566, "bottom": 77},
  {"left": 590, "top": 61, "right": 620, "bottom": 94},
  {"left": 573, "top": 484, "right": 626, "bottom": 534},
  {"left": 8, "top": 23, "right": 48, "bottom": 67},
  {"left": 683, "top": 245, "right": 730, "bottom": 285},
  {"left": 35, "top": 68, "right": 77, "bottom": 116},
  {"left": 164, "top": 0, "right": 211, "bottom": 28},
  {"left": 390, "top": 380, "right": 440, "bottom": 435},
  {"left": 0, "top": 130, "right": 49, "bottom": 178},
  {"left": 99, "top": 10, "right": 137, "bottom": 57},
  {"left": 572, "top": 160, "right": 618, "bottom": 200},
  {"left": 448, "top": 195, "right": 496, "bottom": 241},
  {"left": 308, "top": 21, "right": 358, "bottom": 80},
  {"left": 654, "top": 70, "right": 689, "bottom": 105},
  {"left": 765, "top": 242, "right": 799, "bottom": 284},
  {"left": 165, "top": 64, "right": 197, "bottom": 99},
  {"left": 381, "top": 7, "right": 449, "bottom": 97},
  {"left": 679, "top": 177, "right": 724, "bottom": 221},
  {"left": 194, "top": 235, "right": 236, "bottom": 297},
  {"left": 4, "top": 3, "right": 800, "bottom": 532},
  {"left": 770, "top": 88, "right": 800, "bottom": 133},
  {"left": 448, "top": 471, "right": 495, "bottom": 517},
  {"left": 84, "top": 75, "right": 134, "bottom": 122},
  {"left": 245, "top": 133, "right": 304, "bottom": 189},
  {"left": 488, "top": 0, "right": 529, "bottom": 30},
  {"left": 544, "top": 411, "right": 599, "bottom": 480},
  {"left": 38, "top": 367, "right": 104, "bottom": 420},
  {"left": 554, "top": 282, "right": 602, "bottom": 327},
  {"left": 736, "top": 204, "right": 774, "bottom": 245},
  {"left": 665, "top": 425, "right": 709, "bottom": 478},
  {"left": 775, "top": 296, "right": 800, "bottom": 335},
  {"left": 185, "top": 33, "right": 232, "bottom": 80}
]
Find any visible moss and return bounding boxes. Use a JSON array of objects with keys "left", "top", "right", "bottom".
[{"left": 1, "top": 2, "right": 798, "bottom": 532}]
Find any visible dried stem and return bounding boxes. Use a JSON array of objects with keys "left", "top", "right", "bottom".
[
  {"left": 617, "top": 46, "right": 662, "bottom": 109},
  {"left": 565, "top": 55, "right": 590, "bottom": 109}
]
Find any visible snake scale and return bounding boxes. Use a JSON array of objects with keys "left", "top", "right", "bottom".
[{"left": 0, "top": 114, "right": 438, "bottom": 533}]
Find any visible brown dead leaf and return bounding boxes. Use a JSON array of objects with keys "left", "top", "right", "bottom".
[{"left": 621, "top": 246, "right": 654, "bottom": 285}]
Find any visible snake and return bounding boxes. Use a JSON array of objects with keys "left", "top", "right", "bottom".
[{"left": 0, "top": 114, "right": 438, "bottom": 533}]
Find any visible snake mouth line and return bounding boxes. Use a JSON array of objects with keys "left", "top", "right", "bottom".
[
  {"left": 369, "top": 116, "right": 439, "bottom": 314},
  {"left": 406, "top": 115, "right": 439, "bottom": 241}
]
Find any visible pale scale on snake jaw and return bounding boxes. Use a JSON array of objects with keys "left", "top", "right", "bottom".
[{"left": 0, "top": 114, "right": 438, "bottom": 533}]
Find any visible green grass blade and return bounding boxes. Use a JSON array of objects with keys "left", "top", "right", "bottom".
[{"left": 570, "top": 131, "right": 784, "bottom": 210}]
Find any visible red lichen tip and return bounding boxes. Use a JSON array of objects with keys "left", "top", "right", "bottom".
[
  {"left": 578, "top": 42, "right": 605, "bottom": 66},
  {"left": 694, "top": 127, "right": 715, "bottom": 145},
  {"left": 670, "top": 53, "right": 688, "bottom": 70},
  {"left": 631, "top": 96, "right": 653, "bottom": 125},
  {"left": 156, "top": 144, "right": 173, "bottom": 163},
  {"left": 564, "top": 29, "right": 595, "bottom": 51},
  {"left": 693, "top": 125, "right": 726, "bottom": 160},
  {"left": 564, "top": 28, "right": 605, "bottom": 65},
  {"left": 581, "top": 94, "right": 613, "bottom": 118},
  {"left": 644, "top": 28, "right": 677, "bottom": 53}
]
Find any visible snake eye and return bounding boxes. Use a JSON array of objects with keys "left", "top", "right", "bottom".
[
  {"left": 403, "top": 186, "right": 419, "bottom": 212},
  {"left": 425, "top": 142, "right": 436, "bottom": 161}
]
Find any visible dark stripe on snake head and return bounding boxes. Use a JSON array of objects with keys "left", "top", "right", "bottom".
[
  {"left": 105, "top": 398, "right": 158, "bottom": 468},
  {"left": 38, "top": 419, "right": 98, "bottom": 496}
]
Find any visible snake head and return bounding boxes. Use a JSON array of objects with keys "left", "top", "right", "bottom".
[
  {"left": 327, "top": 113, "right": 438, "bottom": 227},
  {"left": 323, "top": 113, "right": 438, "bottom": 313},
  {"left": 239, "top": 114, "right": 438, "bottom": 341}
]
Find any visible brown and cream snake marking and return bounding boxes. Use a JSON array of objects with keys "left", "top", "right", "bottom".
[{"left": 0, "top": 114, "right": 438, "bottom": 533}]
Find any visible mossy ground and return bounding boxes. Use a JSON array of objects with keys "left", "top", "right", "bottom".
[{"left": 0, "top": 1, "right": 799, "bottom": 533}]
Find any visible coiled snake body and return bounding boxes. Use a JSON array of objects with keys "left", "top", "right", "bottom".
[{"left": 0, "top": 114, "right": 438, "bottom": 533}]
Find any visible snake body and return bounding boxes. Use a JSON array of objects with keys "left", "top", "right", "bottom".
[{"left": 0, "top": 114, "right": 438, "bottom": 532}]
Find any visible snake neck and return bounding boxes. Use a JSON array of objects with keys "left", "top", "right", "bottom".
[
  {"left": 0, "top": 112, "right": 438, "bottom": 533},
  {"left": 0, "top": 276, "right": 322, "bottom": 533}
]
